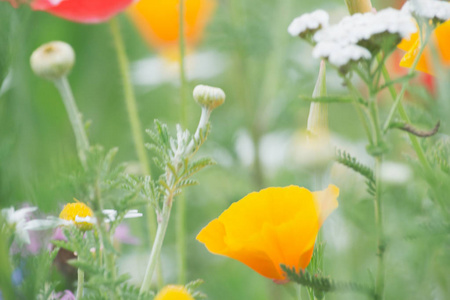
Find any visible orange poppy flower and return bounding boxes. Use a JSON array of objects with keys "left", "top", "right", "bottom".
[
  {"left": 129, "top": 0, "right": 216, "bottom": 55},
  {"left": 196, "top": 184, "right": 339, "bottom": 281},
  {"left": 399, "top": 20, "right": 450, "bottom": 75}
]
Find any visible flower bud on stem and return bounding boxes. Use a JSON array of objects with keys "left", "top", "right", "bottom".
[
  {"left": 345, "top": 0, "right": 373, "bottom": 15},
  {"left": 30, "top": 41, "right": 90, "bottom": 168}
]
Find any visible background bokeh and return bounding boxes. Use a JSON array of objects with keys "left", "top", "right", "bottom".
[{"left": 1, "top": 0, "right": 450, "bottom": 299}]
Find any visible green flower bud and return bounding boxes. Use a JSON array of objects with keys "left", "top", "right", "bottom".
[
  {"left": 193, "top": 84, "right": 225, "bottom": 110},
  {"left": 30, "top": 41, "right": 75, "bottom": 80}
]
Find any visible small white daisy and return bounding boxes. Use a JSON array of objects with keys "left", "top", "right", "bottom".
[
  {"left": 288, "top": 10, "right": 329, "bottom": 38},
  {"left": 55, "top": 202, "right": 143, "bottom": 231},
  {"left": 402, "top": 0, "right": 450, "bottom": 22},
  {"left": 1, "top": 206, "right": 54, "bottom": 244}
]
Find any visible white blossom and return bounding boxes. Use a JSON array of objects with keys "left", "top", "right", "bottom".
[
  {"left": 68, "top": 209, "right": 143, "bottom": 225},
  {"left": 314, "top": 8, "right": 416, "bottom": 47},
  {"left": 402, "top": 0, "right": 450, "bottom": 22},
  {"left": 1, "top": 207, "right": 55, "bottom": 244},
  {"left": 313, "top": 42, "right": 371, "bottom": 67},
  {"left": 288, "top": 10, "right": 329, "bottom": 37}
]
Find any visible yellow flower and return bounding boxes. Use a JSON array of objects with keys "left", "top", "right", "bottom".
[
  {"left": 129, "top": 0, "right": 216, "bottom": 56},
  {"left": 196, "top": 185, "right": 339, "bottom": 281},
  {"left": 399, "top": 20, "right": 450, "bottom": 75},
  {"left": 59, "top": 202, "right": 94, "bottom": 231},
  {"left": 154, "top": 285, "right": 194, "bottom": 300}
]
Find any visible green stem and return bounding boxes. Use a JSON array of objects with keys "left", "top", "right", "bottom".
[
  {"left": 382, "top": 33, "right": 431, "bottom": 133},
  {"left": 344, "top": 77, "right": 374, "bottom": 145},
  {"left": 374, "top": 157, "right": 385, "bottom": 300},
  {"left": 380, "top": 67, "right": 432, "bottom": 174},
  {"left": 140, "top": 197, "right": 173, "bottom": 295},
  {"left": 109, "top": 17, "right": 163, "bottom": 287},
  {"left": 368, "top": 98, "right": 382, "bottom": 145},
  {"left": 76, "top": 256, "right": 84, "bottom": 300},
  {"left": 53, "top": 77, "right": 90, "bottom": 168},
  {"left": 109, "top": 18, "right": 151, "bottom": 176},
  {"left": 176, "top": 0, "right": 188, "bottom": 284}
]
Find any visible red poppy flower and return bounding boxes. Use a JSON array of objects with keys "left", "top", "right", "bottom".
[{"left": 3, "top": 0, "right": 134, "bottom": 23}]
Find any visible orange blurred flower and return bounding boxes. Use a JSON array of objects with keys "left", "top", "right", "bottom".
[
  {"left": 129, "top": 0, "right": 216, "bottom": 56},
  {"left": 197, "top": 185, "right": 339, "bottom": 281},
  {"left": 399, "top": 20, "right": 450, "bottom": 75}
]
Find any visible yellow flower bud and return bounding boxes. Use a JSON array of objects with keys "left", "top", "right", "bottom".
[
  {"left": 193, "top": 84, "right": 225, "bottom": 110},
  {"left": 30, "top": 41, "right": 75, "bottom": 80}
]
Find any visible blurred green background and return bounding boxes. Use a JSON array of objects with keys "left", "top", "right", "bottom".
[{"left": 1, "top": 0, "right": 450, "bottom": 299}]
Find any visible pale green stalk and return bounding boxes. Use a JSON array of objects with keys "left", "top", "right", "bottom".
[
  {"left": 76, "top": 257, "right": 84, "bottom": 300},
  {"left": 109, "top": 18, "right": 163, "bottom": 287},
  {"left": 176, "top": 0, "right": 188, "bottom": 284},
  {"left": 140, "top": 198, "right": 173, "bottom": 295},
  {"left": 53, "top": 77, "right": 90, "bottom": 168},
  {"left": 374, "top": 157, "right": 384, "bottom": 300}
]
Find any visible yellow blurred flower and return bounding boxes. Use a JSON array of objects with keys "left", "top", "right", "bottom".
[
  {"left": 399, "top": 20, "right": 450, "bottom": 75},
  {"left": 129, "top": 0, "right": 216, "bottom": 57},
  {"left": 59, "top": 202, "right": 94, "bottom": 231},
  {"left": 196, "top": 185, "right": 339, "bottom": 281},
  {"left": 154, "top": 285, "right": 194, "bottom": 300}
]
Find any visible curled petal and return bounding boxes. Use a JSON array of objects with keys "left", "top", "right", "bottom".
[{"left": 197, "top": 185, "right": 339, "bottom": 280}]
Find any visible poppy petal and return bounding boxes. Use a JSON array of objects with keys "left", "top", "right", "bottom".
[{"left": 31, "top": 0, "right": 134, "bottom": 23}]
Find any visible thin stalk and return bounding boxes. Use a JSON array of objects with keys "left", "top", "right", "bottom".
[
  {"left": 382, "top": 33, "right": 431, "bottom": 133},
  {"left": 53, "top": 77, "right": 90, "bottom": 168},
  {"left": 176, "top": 0, "right": 188, "bottom": 284},
  {"left": 109, "top": 18, "right": 151, "bottom": 176},
  {"left": 109, "top": 18, "right": 163, "bottom": 286},
  {"left": 76, "top": 256, "right": 84, "bottom": 300},
  {"left": 297, "top": 285, "right": 302, "bottom": 300},
  {"left": 343, "top": 77, "right": 374, "bottom": 145},
  {"left": 140, "top": 198, "right": 173, "bottom": 295},
  {"left": 374, "top": 157, "right": 385, "bottom": 300},
  {"left": 369, "top": 99, "right": 382, "bottom": 145}
]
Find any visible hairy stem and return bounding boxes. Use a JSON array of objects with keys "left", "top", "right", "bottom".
[
  {"left": 76, "top": 256, "right": 84, "bottom": 300},
  {"left": 139, "top": 196, "right": 173, "bottom": 295},
  {"left": 374, "top": 157, "right": 385, "bottom": 300},
  {"left": 53, "top": 77, "right": 90, "bottom": 168}
]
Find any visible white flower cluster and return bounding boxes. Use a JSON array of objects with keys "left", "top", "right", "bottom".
[
  {"left": 402, "top": 0, "right": 450, "bottom": 22},
  {"left": 312, "top": 8, "right": 417, "bottom": 67},
  {"left": 290, "top": 8, "right": 417, "bottom": 68},
  {"left": 288, "top": 10, "right": 329, "bottom": 37}
]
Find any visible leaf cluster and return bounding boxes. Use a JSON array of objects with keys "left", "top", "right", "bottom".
[
  {"left": 145, "top": 120, "right": 215, "bottom": 211},
  {"left": 281, "top": 266, "right": 374, "bottom": 298}
]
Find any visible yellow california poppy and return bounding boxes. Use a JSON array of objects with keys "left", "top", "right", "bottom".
[
  {"left": 154, "top": 285, "right": 194, "bottom": 300},
  {"left": 129, "top": 0, "right": 215, "bottom": 54},
  {"left": 399, "top": 20, "right": 450, "bottom": 75},
  {"left": 196, "top": 185, "right": 339, "bottom": 281}
]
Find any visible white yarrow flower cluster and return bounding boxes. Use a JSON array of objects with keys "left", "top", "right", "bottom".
[
  {"left": 288, "top": 10, "right": 329, "bottom": 37},
  {"left": 313, "top": 43, "right": 371, "bottom": 67},
  {"left": 402, "top": 0, "right": 450, "bottom": 22},
  {"left": 290, "top": 8, "right": 417, "bottom": 69}
]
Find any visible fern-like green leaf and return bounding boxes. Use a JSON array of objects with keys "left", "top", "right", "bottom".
[{"left": 335, "top": 149, "right": 375, "bottom": 183}]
